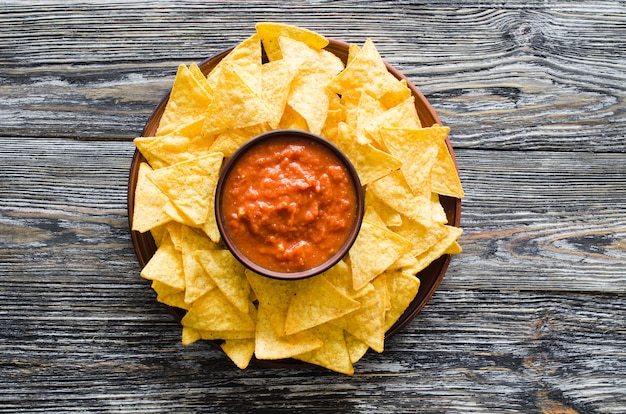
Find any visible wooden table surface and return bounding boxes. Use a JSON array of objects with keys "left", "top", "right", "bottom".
[{"left": 1, "top": 1, "right": 625, "bottom": 413}]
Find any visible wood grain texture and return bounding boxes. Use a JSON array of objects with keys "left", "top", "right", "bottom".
[{"left": 1, "top": 0, "right": 625, "bottom": 413}]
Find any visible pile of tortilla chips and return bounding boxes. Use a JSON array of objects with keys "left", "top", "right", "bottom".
[{"left": 131, "top": 23, "right": 464, "bottom": 375}]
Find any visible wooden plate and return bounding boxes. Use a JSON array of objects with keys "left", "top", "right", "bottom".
[{"left": 127, "top": 38, "right": 462, "bottom": 368}]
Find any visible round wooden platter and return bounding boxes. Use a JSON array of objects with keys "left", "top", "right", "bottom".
[{"left": 127, "top": 38, "right": 462, "bottom": 368}]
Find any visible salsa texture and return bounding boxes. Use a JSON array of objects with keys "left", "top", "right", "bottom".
[{"left": 221, "top": 135, "right": 358, "bottom": 273}]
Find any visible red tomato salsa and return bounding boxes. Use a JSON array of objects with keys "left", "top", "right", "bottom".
[{"left": 221, "top": 135, "right": 359, "bottom": 273}]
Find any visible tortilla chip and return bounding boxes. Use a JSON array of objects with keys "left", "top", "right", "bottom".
[
  {"left": 195, "top": 249, "right": 250, "bottom": 314},
  {"left": 336, "top": 122, "right": 401, "bottom": 186},
  {"left": 284, "top": 275, "right": 360, "bottom": 335},
  {"left": 146, "top": 152, "right": 223, "bottom": 228},
  {"left": 256, "top": 22, "right": 329, "bottom": 61},
  {"left": 140, "top": 234, "right": 185, "bottom": 290},
  {"left": 221, "top": 338, "right": 256, "bottom": 369},
  {"left": 156, "top": 64, "right": 213, "bottom": 136},
  {"left": 349, "top": 221, "right": 413, "bottom": 290},
  {"left": 294, "top": 323, "right": 354, "bottom": 375},
  {"left": 132, "top": 162, "right": 172, "bottom": 233},
  {"left": 254, "top": 305, "right": 323, "bottom": 360}
]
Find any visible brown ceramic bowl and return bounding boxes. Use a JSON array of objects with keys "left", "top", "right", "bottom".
[
  {"left": 127, "top": 38, "right": 462, "bottom": 366},
  {"left": 214, "top": 129, "right": 364, "bottom": 280}
]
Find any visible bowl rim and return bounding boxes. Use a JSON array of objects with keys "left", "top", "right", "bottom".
[{"left": 214, "top": 128, "right": 365, "bottom": 280}]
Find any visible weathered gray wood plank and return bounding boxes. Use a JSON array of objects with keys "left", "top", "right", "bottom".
[
  {"left": 0, "top": 2, "right": 624, "bottom": 151},
  {"left": 2, "top": 139, "right": 624, "bottom": 292}
]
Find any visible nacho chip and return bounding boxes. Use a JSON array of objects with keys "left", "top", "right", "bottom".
[
  {"left": 245, "top": 269, "right": 296, "bottom": 336},
  {"left": 221, "top": 338, "right": 256, "bottom": 369},
  {"left": 140, "top": 234, "right": 185, "bottom": 290},
  {"left": 156, "top": 64, "right": 213, "bottom": 136},
  {"left": 384, "top": 270, "right": 421, "bottom": 331},
  {"left": 331, "top": 283, "right": 385, "bottom": 353},
  {"left": 207, "top": 33, "right": 263, "bottom": 97},
  {"left": 132, "top": 162, "right": 172, "bottom": 233},
  {"left": 202, "top": 64, "right": 272, "bottom": 136},
  {"left": 327, "top": 38, "right": 411, "bottom": 108},
  {"left": 336, "top": 122, "right": 401, "bottom": 185},
  {"left": 279, "top": 37, "right": 344, "bottom": 134},
  {"left": 381, "top": 126, "right": 449, "bottom": 196},
  {"left": 146, "top": 152, "right": 223, "bottom": 228},
  {"left": 369, "top": 170, "right": 431, "bottom": 223},
  {"left": 349, "top": 221, "right": 413, "bottom": 290},
  {"left": 431, "top": 138, "right": 465, "bottom": 198},
  {"left": 254, "top": 304, "right": 323, "bottom": 360},
  {"left": 181, "top": 288, "right": 255, "bottom": 332},
  {"left": 209, "top": 123, "right": 272, "bottom": 158},
  {"left": 284, "top": 275, "right": 360, "bottom": 335},
  {"left": 195, "top": 249, "right": 250, "bottom": 314},
  {"left": 293, "top": 323, "right": 354, "bottom": 375},
  {"left": 181, "top": 226, "right": 218, "bottom": 304},
  {"left": 256, "top": 22, "right": 329, "bottom": 62}
]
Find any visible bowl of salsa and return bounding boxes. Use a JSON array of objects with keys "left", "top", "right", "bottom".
[{"left": 215, "top": 129, "right": 365, "bottom": 280}]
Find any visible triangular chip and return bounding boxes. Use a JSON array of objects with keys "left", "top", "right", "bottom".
[
  {"left": 151, "top": 280, "right": 188, "bottom": 310},
  {"left": 331, "top": 283, "right": 385, "bottom": 353},
  {"left": 156, "top": 64, "right": 213, "bottom": 136},
  {"left": 294, "top": 323, "right": 354, "bottom": 375},
  {"left": 181, "top": 225, "right": 218, "bottom": 304},
  {"left": 327, "top": 38, "right": 411, "bottom": 108},
  {"left": 432, "top": 138, "right": 465, "bottom": 198},
  {"left": 349, "top": 221, "right": 413, "bottom": 290},
  {"left": 207, "top": 33, "right": 263, "bottom": 97},
  {"left": 336, "top": 122, "right": 401, "bottom": 185},
  {"left": 280, "top": 37, "right": 344, "bottom": 134},
  {"left": 256, "top": 22, "right": 329, "bottom": 61},
  {"left": 406, "top": 225, "right": 463, "bottom": 275},
  {"left": 195, "top": 249, "right": 250, "bottom": 314},
  {"left": 384, "top": 270, "right": 421, "bottom": 331},
  {"left": 284, "top": 275, "right": 360, "bottom": 335},
  {"left": 209, "top": 123, "right": 272, "bottom": 158},
  {"left": 245, "top": 269, "right": 296, "bottom": 336},
  {"left": 146, "top": 152, "right": 223, "bottom": 227},
  {"left": 364, "top": 96, "right": 421, "bottom": 147},
  {"left": 140, "top": 234, "right": 185, "bottom": 290},
  {"left": 221, "top": 338, "right": 256, "bottom": 369},
  {"left": 369, "top": 170, "right": 431, "bottom": 223},
  {"left": 132, "top": 162, "right": 172, "bottom": 233},
  {"left": 262, "top": 58, "right": 304, "bottom": 128},
  {"left": 181, "top": 288, "right": 255, "bottom": 332},
  {"left": 254, "top": 305, "right": 323, "bottom": 360},
  {"left": 202, "top": 65, "right": 272, "bottom": 136}
]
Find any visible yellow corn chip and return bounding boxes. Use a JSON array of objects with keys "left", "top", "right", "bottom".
[
  {"left": 207, "top": 33, "right": 263, "bottom": 98},
  {"left": 381, "top": 126, "right": 449, "bottom": 196},
  {"left": 254, "top": 305, "right": 323, "bottom": 360},
  {"left": 195, "top": 249, "right": 250, "bottom": 314},
  {"left": 349, "top": 221, "right": 413, "bottom": 290},
  {"left": 156, "top": 64, "right": 213, "bottom": 136},
  {"left": 140, "top": 234, "right": 185, "bottom": 290},
  {"left": 146, "top": 152, "right": 223, "bottom": 227},
  {"left": 327, "top": 38, "right": 411, "bottom": 108},
  {"left": 202, "top": 64, "right": 272, "bottom": 136},
  {"left": 336, "top": 122, "right": 401, "bottom": 185},
  {"left": 256, "top": 22, "right": 329, "bottom": 62},
  {"left": 369, "top": 170, "right": 431, "bottom": 223},
  {"left": 432, "top": 138, "right": 465, "bottom": 198},
  {"left": 294, "top": 323, "right": 354, "bottom": 375},
  {"left": 132, "top": 162, "right": 172, "bottom": 233},
  {"left": 181, "top": 288, "right": 255, "bottom": 332},
  {"left": 384, "top": 270, "right": 421, "bottom": 331},
  {"left": 284, "top": 275, "right": 360, "bottom": 335},
  {"left": 331, "top": 283, "right": 385, "bottom": 353},
  {"left": 221, "top": 338, "right": 256, "bottom": 369},
  {"left": 181, "top": 225, "right": 218, "bottom": 304}
]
